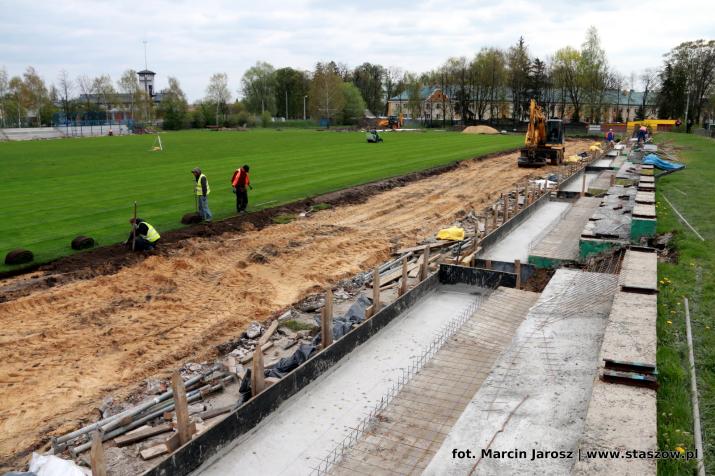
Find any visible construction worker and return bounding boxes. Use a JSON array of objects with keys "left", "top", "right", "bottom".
[
  {"left": 126, "top": 218, "right": 160, "bottom": 251},
  {"left": 192, "top": 167, "right": 212, "bottom": 221},
  {"left": 231, "top": 164, "right": 253, "bottom": 213},
  {"left": 605, "top": 128, "right": 615, "bottom": 146}
]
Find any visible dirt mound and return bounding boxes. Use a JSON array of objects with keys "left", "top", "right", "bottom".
[{"left": 462, "top": 125, "right": 499, "bottom": 135}]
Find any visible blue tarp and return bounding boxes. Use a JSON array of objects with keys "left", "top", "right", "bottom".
[{"left": 643, "top": 154, "right": 685, "bottom": 171}]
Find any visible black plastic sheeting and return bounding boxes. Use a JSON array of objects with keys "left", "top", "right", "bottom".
[{"left": 241, "top": 295, "right": 373, "bottom": 390}]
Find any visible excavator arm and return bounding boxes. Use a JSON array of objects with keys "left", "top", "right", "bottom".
[{"left": 524, "top": 99, "right": 547, "bottom": 148}]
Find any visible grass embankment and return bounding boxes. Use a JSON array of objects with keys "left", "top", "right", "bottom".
[
  {"left": 655, "top": 133, "right": 715, "bottom": 475},
  {"left": 0, "top": 129, "right": 521, "bottom": 271}
]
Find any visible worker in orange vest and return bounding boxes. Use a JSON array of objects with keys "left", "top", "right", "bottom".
[{"left": 231, "top": 164, "right": 253, "bottom": 213}]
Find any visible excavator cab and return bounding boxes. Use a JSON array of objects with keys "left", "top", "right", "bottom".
[{"left": 546, "top": 119, "right": 564, "bottom": 144}]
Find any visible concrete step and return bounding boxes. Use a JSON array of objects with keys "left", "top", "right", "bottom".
[{"left": 330, "top": 287, "right": 540, "bottom": 476}]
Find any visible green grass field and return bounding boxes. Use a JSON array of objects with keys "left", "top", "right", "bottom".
[
  {"left": 0, "top": 129, "right": 521, "bottom": 271},
  {"left": 655, "top": 133, "right": 715, "bottom": 475}
]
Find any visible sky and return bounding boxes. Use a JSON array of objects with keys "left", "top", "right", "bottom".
[{"left": 1, "top": 0, "right": 713, "bottom": 102}]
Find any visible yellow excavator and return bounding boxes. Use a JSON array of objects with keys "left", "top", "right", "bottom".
[{"left": 518, "top": 99, "right": 565, "bottom": 167}]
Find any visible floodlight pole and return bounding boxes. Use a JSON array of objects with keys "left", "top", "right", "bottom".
[{"left": 304, "top": 96, "right": 307, "bottom": 120}]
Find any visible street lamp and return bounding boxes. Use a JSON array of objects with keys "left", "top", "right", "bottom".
[
  {"left": 684, "top": 86, "right": 691, "bottom": 133},
  {"left": 303, "top": 95, "right": 308, "bottom": 121}
]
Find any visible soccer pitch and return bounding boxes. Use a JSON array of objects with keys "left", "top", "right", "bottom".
[{"left": 1, "top": 129, "right": 521, "bottom": 271}]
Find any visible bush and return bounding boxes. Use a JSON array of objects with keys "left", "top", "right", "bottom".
[{"left": 261, "top": 111, "right": 272, "bottom": 128}]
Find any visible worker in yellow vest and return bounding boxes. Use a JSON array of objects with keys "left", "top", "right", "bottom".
[
  {"left": 126, "top": 218, "right": 161, "bottom": 251},
  {"left": 192, "top": 167, "right": 212, "bottom": 221}
]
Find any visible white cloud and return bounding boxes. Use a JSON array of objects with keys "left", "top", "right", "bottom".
[{"left": 0, "top": 0, "right": 713, "bottom": 101}]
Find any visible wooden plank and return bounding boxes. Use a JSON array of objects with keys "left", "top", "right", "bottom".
[
  {"left": 321, "top": 289, "right": 333, "bottom": 349},
  {"left": 140, "top": 443, "right": 169, "bottom": 460},
  {"left": 258, "top": 320, "right": 279, "bottom": 346},
  {"left": 114, "top": 423, "right": 172, "bottom": 447},
  {"left": 197, "top": 405, "right": 234, "bottom": 421},
  {"left": 239, "top": 341, "right": 273, "bottom": 364},
  {"left": 171, "top": 371, "right": 191, "bottom": 446},
  {"left": 394, "top": 241, "right": 451, "bottom": 255},
  {"left": 367, "top": 260, "right": 419, "bottom": 288},
  {"left": 90, "top": 431, "right": 107, "bottom": 476}
]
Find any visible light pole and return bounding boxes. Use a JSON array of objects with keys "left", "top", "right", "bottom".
[
  {"left": 303, "top": 95, "right": 307, "bottom": 120},
  {"left": 684, "top": 87, "right": 691, "bottom": 133}
]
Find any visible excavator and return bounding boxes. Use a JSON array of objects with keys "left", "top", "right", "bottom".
[
  {"left": 517, "top": 99, "right": 565, "bottom": 167},
  {"left": 376, "top": 113, "right": 403, "bottom": 130}
]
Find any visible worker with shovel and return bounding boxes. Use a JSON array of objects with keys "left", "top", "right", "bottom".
[
  {"left": 126, "top": 218, "right": 161, "bottom": 251},
  {"left": 192, "top": 167, "right": 212, "bottom": 221},
  {"left": 231, "top": 164, "right": 253, "bottom": 213}
]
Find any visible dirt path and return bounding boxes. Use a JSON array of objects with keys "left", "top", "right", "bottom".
[{"left": 0, "top": 141, "right": 590, "bottom": 469}]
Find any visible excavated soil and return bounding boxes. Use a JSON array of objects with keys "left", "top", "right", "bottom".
[{"left": 0, "top": 140, "right": 590, "bottom": 470}]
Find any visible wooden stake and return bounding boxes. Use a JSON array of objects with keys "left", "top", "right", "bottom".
[
  {"left": 581, "top": 171, "right": 587, "bottom": 197},
  {"left": 372, "top": 266, "right": 380, "bottom": 311},
  {"left": 515, "top": 186, "right": 519, "bottom": 213},
  {"left": 420, "top": 246, "right": 431, "bottom": 281},
  {"left": 171, "top": 371, "right": 191, "bottom": 446},
  {"left": 514, "top": 259, "right": 522, "bottom": 290},
  {"left": 399, "top": 256, "right": 408, "bottom": 296},
  {"left": 251, "top": 347, "right": 265, "bottom": 397},
  {"left": 131, "top": 201, "right": 137, "bottom": 251},
  {"left": 609, "top": 173, "right": 616, "bottom": 187},
  {"left": 491, "top": 207, "right": 497, "bottom": 229},
  {"left": 90, "top": 431, "right": 107, "bottom": 476},
  {"left": 501, "top": 193, "right": 508, "bottom": 222},
  {"left": 471, "top": 236, "right": 480, "bottom": 267},
  {"left": 321, "top": 289, "right": 333, "bottom": 349}
]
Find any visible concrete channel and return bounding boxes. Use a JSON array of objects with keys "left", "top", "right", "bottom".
[{"left": 194, "top": 285, "right": 485, "bottom": 475}]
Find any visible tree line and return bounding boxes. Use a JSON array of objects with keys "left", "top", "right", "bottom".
[{"left": 0, "top": 29, "right": 713, "bottom": 130}]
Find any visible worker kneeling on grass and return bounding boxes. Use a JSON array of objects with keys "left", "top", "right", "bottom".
[{"left": 126, "top": 218, "right": 161, "bottom": 251}]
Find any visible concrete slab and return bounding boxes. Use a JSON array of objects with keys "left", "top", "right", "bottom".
[
  {"left": 593, "top": 158, "right": 614, "bottom": 167},
  {"left": 633, "top": 203, "right": 656, "bottom": 218},
  {"left": 600, "top": 291, "right": 657, "bottom": 364},
  {"left": 424, "top": 269, "right": 618, "bottom": 476},
  {"left": 479, "top": 201, "right": 571, "bottom": 263},
  {"left": 635, "top": 191, "right": 655, "bottom": 204},
  {"left": 529, "top": 197, "right": 602, "bottom": 265},
  {"left": 618, "top": 250, "right": 657, "bottom": 292},
  {"left": 589, "top": 171, "right": 616, "bottom": 194},
  {"left": 194, "top": 286, "right": 482, "bottom": 476},
  {"left": 640, "top": 176, "right": 655, "bottom": 183},
  {"left": 330, "top": 287, "right": 540, "bottom": 476},
  {"left": 572, "top": 292, "right": 657, "bottom": 476},
  {"left": 560, "top": 171, "right": 600, "bottom": 193}
]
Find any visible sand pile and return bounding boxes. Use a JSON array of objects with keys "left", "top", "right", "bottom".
[{"left": 462, "top": 125, "right": 499, "bottom": 134}]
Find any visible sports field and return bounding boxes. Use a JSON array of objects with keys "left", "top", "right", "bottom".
[{"left": 0, "top": 129, "right": 521, "bottom": 271}]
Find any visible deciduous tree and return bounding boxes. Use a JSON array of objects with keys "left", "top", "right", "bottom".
[
  {"left": 206, "top": 72, "right": 231, "bottom": 126},
  {"left": 241, "top": 61, "right": 276, "bottom": 115}
]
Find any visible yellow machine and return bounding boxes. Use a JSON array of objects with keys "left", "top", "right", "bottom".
[
  {"left": 376, "top": 113, "right": 403, "bottom": 129},
  {"left": 518, "top": 99, "right": 565, "bottom": 167}
]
